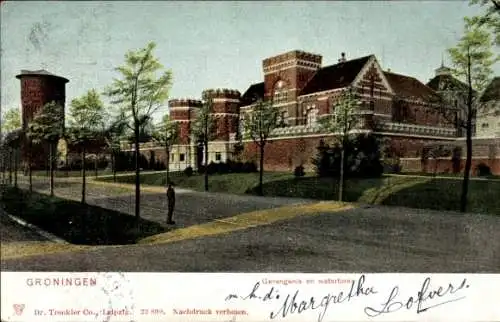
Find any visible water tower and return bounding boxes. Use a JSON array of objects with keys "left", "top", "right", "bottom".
[{"left": 16, "top": 70, "right": 69, "bottom": 169}]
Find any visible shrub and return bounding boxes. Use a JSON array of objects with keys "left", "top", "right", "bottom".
[
  {"left": 476, "top": 163, "right": 491, "bottom": 177},
  {"left": 294, "top": 165, "right": 305, "bottom": 177},
  {"left": 312, "top": 134, "right": 384, "bottom": 178},
  {"left": 184, "top": 166, "right": 193, "bottom": 177}
]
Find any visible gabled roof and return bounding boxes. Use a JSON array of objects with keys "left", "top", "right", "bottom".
[
  {"left": 300, "top": 55, "right": 373, "bottom": 95},
  {"left": 480, "top": 77, "right": 500, "bottom": 102},
  {"left": 385, "top": 72, "right": 439, "bottom": 101},
  {"left": 240, "top": 82, "right": 265, "bottom": 106},
  {"left": 426, "top": 74, "right": 469, "bottom": 92}
]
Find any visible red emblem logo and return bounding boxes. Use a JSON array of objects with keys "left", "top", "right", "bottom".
[{"left": 13, "top": 304, "right": 25, "bottom": 316}]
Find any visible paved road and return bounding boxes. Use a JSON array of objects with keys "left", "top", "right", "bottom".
[
  {"left": 15, "top": 178, "right": 315, "bottom": 228},
  {"left": 2, "top": 204, "right": 499, "bottom": 272},
  {"left": 2, "top": 176, "right": 499, "bottom": 272}
]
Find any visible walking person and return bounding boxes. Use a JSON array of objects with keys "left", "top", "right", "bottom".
[{"left": 166, "top": 183, "right": 176, "bottom": 225}]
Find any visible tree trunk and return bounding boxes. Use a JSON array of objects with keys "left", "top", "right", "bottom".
[
  {"left": 134, "top": 126, "right": 141, "bottom": 220},
  {"left": 49, "top": 142, "right": 55, "bottom": 197},
  {"left": 204, "top": 140, "right": 209, "bottom": 192},
  {"left": 28, "top": 146, "right": 33, "bottom": 193},
  {"left": 81, "top": 147, "right": 86, "bottom": 204},
  {"left": 339, "top": 148, "right": 345, "bottom": 202},
  {"left": 165, "top": 145, "right": 170, "bottom": 185},
  {"left": 259, "top": 143, "right": 265, "bottom": 196},
  {"left": 94, "top": 154, "right": 98, "bottom": 178},
  {"left": 14, "top": 147, "right": 18, "bottom": 188},
  {"left": 112, "top": 152, "right": 117, "bottom": 183},
  {"left": 460, "top": 49, "right": 473, "bottom": 213},
  {"left": 8, "top": 148, "right": 12, "bottom": 185}
]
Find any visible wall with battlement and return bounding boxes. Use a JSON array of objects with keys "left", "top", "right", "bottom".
[{"left": 168, "top": 98, "right": 202, "bottom": 145}]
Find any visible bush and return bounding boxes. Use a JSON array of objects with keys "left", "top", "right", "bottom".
[
  {"left": 294, "top": 165, "right": 305, "bottom": 177},
  {"left": 197, "top": 160, "right": 257, "bottom": 175},
  {"left": 383, "top": 158, "right": 402, "bottom": 174},
  {"left": 312, "top": 135, "right": 384, "bottom": 178},
  {"left": 476, "top": 163, "right": 491, "bottom": 177},
  {"left": 184, "top": 166, "right": 193, "bottom": 177}
]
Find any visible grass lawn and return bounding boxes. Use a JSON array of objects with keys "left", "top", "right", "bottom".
[
  {"left": 0, "top": 186, "right": 167, "bottom": 245},
  {"left": 97, "top": 171, "right": 500, "bottom": 215}
]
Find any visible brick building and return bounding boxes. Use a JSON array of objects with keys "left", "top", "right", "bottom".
[
  {"left": 15, "top": 70, "right": 69, "bottom": 170},
  {"left": 123, "top": 50, "right": 500, "bottom": 175}
]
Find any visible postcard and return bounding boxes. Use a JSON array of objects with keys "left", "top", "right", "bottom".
[{"left": 1, "top": 0, "right": 499, "bottom": 321}]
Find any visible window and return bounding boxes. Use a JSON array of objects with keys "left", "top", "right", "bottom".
[
  {"left": 273, "top": 80, "right": 288, "bottom": 104},
  {"left": 277, "top": 109, "right": 288, "bottom": 127},
  {"left": 482, "top": 123, "right": 489, "bottom": 128},
  {"left": 215, "top": 152, "right": 222, "bottom": 161},
  {"left": 179, "top": 153, "right": 185, "bottom": 162},
  {"left": 305, "top": 107, "right": 318, "bottom": 127},
  {"left": 171, "top": 154, "right": 175, "bottom": 162}
]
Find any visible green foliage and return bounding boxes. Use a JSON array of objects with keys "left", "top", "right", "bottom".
[
  {"left": 4, "top": 129, "right": 23, "bottom": 148},
  {"left": 312, "top": 135, "right": 384, "bottom": 178},
  {"left": 243, "top": 99, "right": 280, "bottom": 146},
  {"left": 103, "top": 42, "right": 173, "bottom": 133},
  {"left": 27, "top": 101, "right": 64, "bottom": 144},
  {"left": 448, "top": 22, "right": 496, "bottom": 94},
  {"left": 318, "top": 87, "right": 361, "bottom": 144},
  {"left": 1, "top": 108, "right": 21, "bottom": 133},
  {"left": 103, "top": 113, "right": 128, "bottom": 153},
  {"left": 192, "top": 98, "right": 217, "bottom": 144},
  {"left": 67, "top": 89, "right": 105, "bottom": 149},
  {"left": 468, "top": 0, "right": 500, "bottom": 47},
  {"left": 294, "top": 165, "right": 305, "bottom": 177},
  {"left": 152, "top": 114, "right": 179, "bottom": 148}
]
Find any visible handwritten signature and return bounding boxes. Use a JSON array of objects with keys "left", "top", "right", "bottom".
[
  {"left": 225, "top": 275, "right": 469, "bottom": 322},
  {"left": 364, "top": 277, "right": 469, "bottom": 317}
]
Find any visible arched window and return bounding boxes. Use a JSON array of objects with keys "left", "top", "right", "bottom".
[
  {"left": 277, "top": 109, "right": 289, "bottom": 127},
  {"left": 273, "top": 80, "right": 288, "bottom": 104},
  {"left": 305, "top": 105, "right": 318, "bottom": 127},
  {"left": 239, "top": 116, "right": 245, "bottom": 134}
]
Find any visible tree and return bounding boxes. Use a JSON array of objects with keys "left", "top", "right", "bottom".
[
  {"left": 318, "top": 87, "right": 361, "bottom": 202},
  {"left": 104, "top": 42, "right": 173, "bottom": 220},
  {"left": 4, "top": 129, "right": 22, "bottom": 188},
  {"left": 67, "top": 89, "right": 105, "bottom": 203},
  {"left": 152, "top": 114, "right": 179, "bottom": 185},
  {"left": 468, "top": 0, "right": 500, "bottom": 47},
  {"left": 243, "top": 99, "right": 280, "bottom": 196},
  {"left": 1, "top": 109, "right": 22, "bottom": 185},
  {"left": 27, "top": 101, "right": 64, "bottom": 197},
  {"left": 1, "top": 109, "right": 21, "bottom": 132},
  {"left": 192, "top": 97, "right": 216, "bottom": 192},
  {"left": 232, "top": 129, "right": 244, "bottom": 162},
  {"left": 441, "top": 20, "right": 496, "bottom": 212},
  {"left": 103, "top": 113, "right": 128, "bottom": 182}
]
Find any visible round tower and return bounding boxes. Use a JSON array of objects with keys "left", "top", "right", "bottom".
[
  {"left": 16, "top": 69, "right": 69, "bottom": 170},
  {"left": 202, "top": 88, "right": 241, "bottom": 141},
  {"left": 168, "top": 98, "right": 203, "bottom": 145},
  {"left": 16, "top": 70, "right": 69, "bottom": 131}
]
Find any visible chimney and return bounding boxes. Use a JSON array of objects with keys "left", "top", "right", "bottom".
[{"left": 338, "top": 52, "right": 346, "bottom": 63}]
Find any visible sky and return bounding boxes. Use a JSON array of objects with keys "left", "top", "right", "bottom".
[{"left": 1, "top": 1, "right": 499, "bottom": 122}]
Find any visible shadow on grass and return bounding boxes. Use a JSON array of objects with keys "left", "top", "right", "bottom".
[
  {"left": 244, "top": 176, "right": 390, "bottom": 202},
  {"left": 0, "top": 187, "right": 168, "bottom": 245},
  {"left": 382, "top": 178, "right": 500, "bottom": 215}
]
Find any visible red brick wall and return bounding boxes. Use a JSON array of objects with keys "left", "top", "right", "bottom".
[
  {"left": 403, "top": 158, "right": 500, "bottom": 175},
  {"left": 242, "top": 136, "right": 329, "bottom": 172},
  {"left": 20, "top": 76, "right": 66, "bottom": 130}
]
